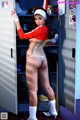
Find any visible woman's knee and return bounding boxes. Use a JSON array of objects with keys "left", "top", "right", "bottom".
[
  {"left": 29, "top": 87, "right": 38, "bottom": 97},
  {"left": 44, "top": 85, "right": 52, "bottom": 93},
  {"left": 29, "top": 88, "right": 38, "bottom": 102},
  {"left": 28, "top": 88, "right": 38, "bottom": 105}
]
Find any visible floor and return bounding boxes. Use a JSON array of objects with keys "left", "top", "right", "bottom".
[{"left": 8, "top": 111, "right": 64, "bottom": 120}]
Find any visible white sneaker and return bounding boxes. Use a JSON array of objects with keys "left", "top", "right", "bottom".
[{"left": 43, "top": 109, "right": 58, "bottom": 118}]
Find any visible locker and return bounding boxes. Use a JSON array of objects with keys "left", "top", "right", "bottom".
[
  {"left": 58, "top": 2, "right": 80, "bottom": 116},
  {"left": 0, "top": 0, "right": 17, "bottom": 114}
]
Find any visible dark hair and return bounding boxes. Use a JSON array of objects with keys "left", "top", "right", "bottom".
[{"left": 32, "top": 8, "right": 52, "bottom": 39}]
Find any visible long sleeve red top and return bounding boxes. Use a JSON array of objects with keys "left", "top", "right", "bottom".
[{"left": 17, "top": 25, "right": 48, "bottom": 41}]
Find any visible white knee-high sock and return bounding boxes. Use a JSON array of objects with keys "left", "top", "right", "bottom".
[
  {"left": 29, "top": 106, "right": 37, "bottom": 119},
  {"left": 43, "top": 99, "right": 58, "bottom": 117},
  {"left": 49, "top": 99, "right": 57, "bottom": 114},
  {"left": 49, "top": 99, "right": 56, "bottom": 108}
]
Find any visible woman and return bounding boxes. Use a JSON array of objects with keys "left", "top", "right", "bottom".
[{"left": 11, "top": 8, "right": 58, "bottom": 120}]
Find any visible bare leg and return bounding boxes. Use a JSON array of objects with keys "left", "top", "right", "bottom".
[
  {"left": 39, "top": 56, "right": 55, "bottom": 100},
  {"left": 26, "top": 55, "right": 41, "bottom": 120},
  {"left": 39, "top": 56, "right": 58, "bottom": 117},
  {"left": 26, "top": 55, "right": 41, "bottom": 106}
]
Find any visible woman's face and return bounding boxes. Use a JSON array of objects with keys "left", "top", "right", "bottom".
[{"left": 34, "top": 14, "right": 46, "bottom": 26}]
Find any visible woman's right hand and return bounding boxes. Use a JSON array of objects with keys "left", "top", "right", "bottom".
[
  {"left": 11, "top": 10, "right": 19, "bottom": 22},
  {"left": 11, "top": 10, "right": 21, "bottom": 30},
  {"left": 11, "top": 10, "right": 16, "bottom": 16}
]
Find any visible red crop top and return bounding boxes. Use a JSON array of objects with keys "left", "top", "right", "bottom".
[{"left": 17, "top": 25, "right": 48, "bottom": 41}]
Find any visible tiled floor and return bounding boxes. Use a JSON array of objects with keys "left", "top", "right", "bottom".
[{"left": 8, "top": 112, "right": 64, "bottom": 120}]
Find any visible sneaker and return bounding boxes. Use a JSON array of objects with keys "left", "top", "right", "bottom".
[
  {"left": 43, "top": 109, "right": 58, "bottom": 118},
  {"left": 38, "top": 94, "right": 48, "bottom": 101}
]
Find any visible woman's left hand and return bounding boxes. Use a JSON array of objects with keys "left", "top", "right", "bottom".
[{"left": 29, "top": 38, "right": 41, "bottom": 42}]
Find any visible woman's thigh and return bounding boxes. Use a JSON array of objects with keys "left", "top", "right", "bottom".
[
  {"left": 39, "top": 56, "right": 50, "bottom": 88},
  {"left": 26, "top": 55, "right": 41, "bottom": 91}
]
